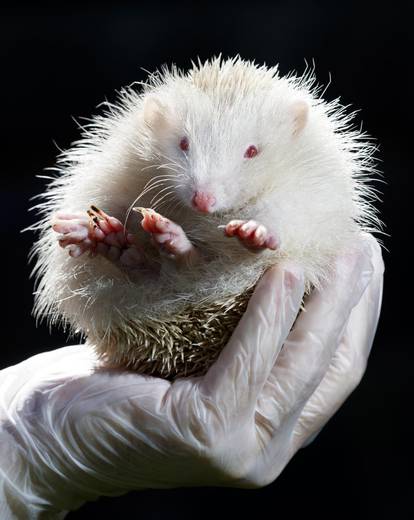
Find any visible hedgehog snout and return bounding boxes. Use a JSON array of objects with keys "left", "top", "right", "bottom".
[{"left": 191, "top": 190, "right": 217, "bottom": 213}]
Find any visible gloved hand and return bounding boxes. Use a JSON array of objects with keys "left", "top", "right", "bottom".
[{"left": 0, "top": 233, "right": 384, "bottom": 519}]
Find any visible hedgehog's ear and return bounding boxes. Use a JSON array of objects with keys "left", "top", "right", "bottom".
[
  {"left": 143, "top": 95, "right": 171, "bottom": 130},
  {"left": 290, "top": 100, "right": 309, "bottom": 136}
]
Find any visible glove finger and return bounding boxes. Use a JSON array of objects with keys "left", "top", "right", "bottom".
[
  {"left": 200, "top": 262, "right": 304, "bottom": 421},
  {"left": 256, "top": 234, "right": 375, "bottom": 436},
  {"left": 290, "top": 237, "right": 384, "bottom": 451}
]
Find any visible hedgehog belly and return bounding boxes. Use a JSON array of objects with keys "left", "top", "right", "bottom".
[{"left": 87, "top": 285, "right": 255, "bottom": 380}]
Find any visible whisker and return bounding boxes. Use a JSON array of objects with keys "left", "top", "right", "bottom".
[
  {"left": 155, "top": 184, "right": 186, "bottom": 212},
  {"left": 131, "top": 175, "right": 176, "bottom": 199},
  {"left": 138, "top": 179, "right": 170, "bottom": 196},
  {"left": 153, "top": 150, "right": 186, "bottom": 173},
  {"left": 152, "top": 189, "right": 177, "bottom": 208},
  {"left": 160, "top": 197, "right": 185, "bottom": 216},
  {"left": 152, "top": 190, "right": 176, "bottom": 211},
  {"left": 122, "top": 181, "right": 169, "bottom": 230},
  {"left": 154, "top": 163, "right": 183, "bottom": 174},
  {"left": 142, "top": 172, "right": 179, "bottom": 184},
  {"left": 155, "top": 199, "right": 181, "bottom": 216},
  {"left": 122, "top": 156, "right": 186, "bottom": 229},
  {"left": 140, "top": 164, "right": 181, "bottom": 176},
  {"left": 150, "top": 184, "right": 177, "bottom": 205},
  {"left": 138, "top": 174, "right": 183, "bottom": 203}
]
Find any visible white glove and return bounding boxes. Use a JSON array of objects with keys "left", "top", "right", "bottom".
[{"left": 0, "top": 234, "right": 384, "bottom": 519}]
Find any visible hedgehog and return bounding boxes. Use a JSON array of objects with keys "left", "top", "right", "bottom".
[{"left": 27, "top": 55, "right": 380, "bottom": 379}]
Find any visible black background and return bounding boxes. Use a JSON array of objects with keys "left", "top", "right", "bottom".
[{"left": 1, "top": 1, "right": 411, "bottom": 518}]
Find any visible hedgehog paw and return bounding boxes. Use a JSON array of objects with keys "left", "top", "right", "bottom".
[
  {"left": 52, "top": 207, "right": 138, "bottom": 262},
  {"left": 223, "top": 219, "right": 279, "bottom": 252},
  {"left": 135, "top": 207, "right": 200, "bottom": 266}
]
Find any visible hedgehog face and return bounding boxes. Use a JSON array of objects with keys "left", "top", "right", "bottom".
[{"left": 142, "top": 87, "right": 309, "bottom": 215}]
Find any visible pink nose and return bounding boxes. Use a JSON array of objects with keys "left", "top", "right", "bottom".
[{"left": 192, "top": 191, "right": 216, "bottom": 213}]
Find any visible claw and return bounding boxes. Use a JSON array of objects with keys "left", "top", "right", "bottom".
[
  {"left": 87, "top": 205, "right": 108, "bottom": 220},
  {"left": 133, "top": 206, "right": 151, "bottom": 216},
  {"left": 86, "top": 205, "right": 125, "bottom": 234}
]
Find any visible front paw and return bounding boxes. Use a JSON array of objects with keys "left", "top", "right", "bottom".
[
  {"left": 134, "top": 207, "right": 199, "bottom": 265},
  {"left": 223, "top": 220, "right": 279, "bottom": 252},
  {"left": 51, "top": 206, "right": 135, "bottom": 260},
  {"left": 51, "top": 211, "right": 96, "bottom": 258}
]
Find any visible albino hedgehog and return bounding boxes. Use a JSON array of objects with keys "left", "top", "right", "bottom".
[{"left": 28, "top": 56, "right": 380, "bottom": 378}]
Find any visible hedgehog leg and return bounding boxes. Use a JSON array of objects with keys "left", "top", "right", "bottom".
[
  {"left": 136, "top": 207, "right": 200, "bottom": 267},
  {"left": 51, "top": 208, "right": 146, "bottom": 268},
  {"left": 223, "top": 219, "right": 279, "bottom": 252}
]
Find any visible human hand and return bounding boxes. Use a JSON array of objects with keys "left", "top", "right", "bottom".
[{"left": 0, "top": 234, "right": 383, "bottom": 518}]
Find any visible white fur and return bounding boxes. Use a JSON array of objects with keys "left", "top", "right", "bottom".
[{"left": 27, "top": 55, "right": 381, "bottom": 342}]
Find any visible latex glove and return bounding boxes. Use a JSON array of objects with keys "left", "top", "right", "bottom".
[{"left": 0, "top": 233, "right": 383, "bottom": 519}]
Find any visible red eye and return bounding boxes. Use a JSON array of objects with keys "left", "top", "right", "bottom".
[
  {"left": 244, "top": 145, "right": 258, "bottom": 158},
  {"left": 179, "top": 137, "right": 189, "bottom": 151}
]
